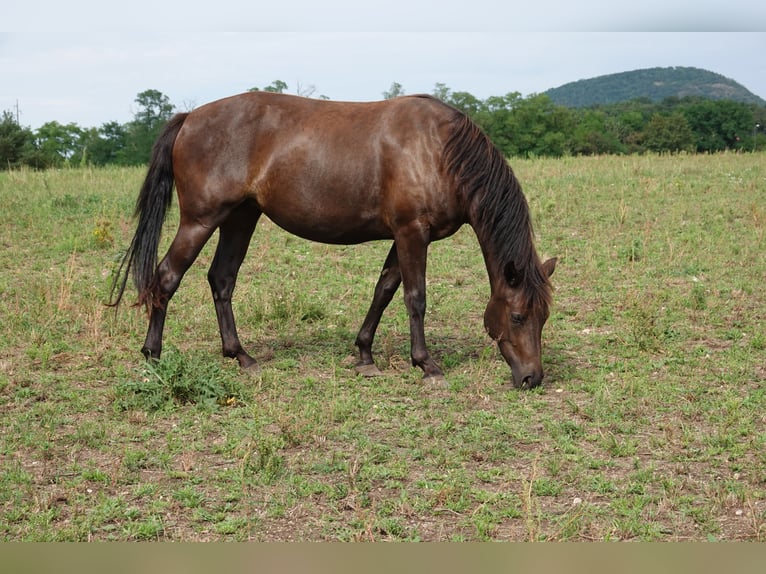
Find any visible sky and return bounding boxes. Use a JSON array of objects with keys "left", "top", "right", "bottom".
[{"left": 3, "top": 2, "right": 765, "bottom": 130}]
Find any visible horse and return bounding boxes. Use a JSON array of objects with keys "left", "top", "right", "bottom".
[{"left": 111, "top": 91, "right": 556, "bottom": 388}]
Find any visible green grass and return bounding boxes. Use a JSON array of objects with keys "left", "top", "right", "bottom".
[{"left": 1, "top": 153, "right": 765, "bottom": 541}]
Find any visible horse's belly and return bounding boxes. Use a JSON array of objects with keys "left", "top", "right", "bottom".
[{"left": 263, "top": 204, "right": 392, "bottom": 245}]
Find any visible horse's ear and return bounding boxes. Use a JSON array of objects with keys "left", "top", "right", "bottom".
[
  {"left": 504, "top": 261, "right": 524, "bottom": 288},
  {"left": 542, "top": 257, "right": 557, "bottom": 278}
]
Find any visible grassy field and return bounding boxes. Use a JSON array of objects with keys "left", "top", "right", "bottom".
[{"left": 0, "top": 152, "right": 764, "bottom": 541}]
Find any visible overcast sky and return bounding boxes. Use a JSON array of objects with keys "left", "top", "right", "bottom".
[{"left": 3, "top": 2, "right": 765, "bottom": 129}]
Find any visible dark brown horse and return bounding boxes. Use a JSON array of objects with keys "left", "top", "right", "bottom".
[{"left": 111, "top": 92, "right": 556, "bottom": 388}]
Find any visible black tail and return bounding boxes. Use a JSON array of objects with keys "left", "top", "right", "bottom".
[{"left": 109, "top": 113, "right": 189, "bottom": 310}]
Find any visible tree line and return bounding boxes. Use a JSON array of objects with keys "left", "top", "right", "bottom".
[
  {"left": 425, "top": 82, "right": 766, "bottom": 157},
  {"left": 2, "top": 82, "right": 765, "bottom": 170},
  {"left": 1, "top": 89, "right": 175, "bottom": 169}
]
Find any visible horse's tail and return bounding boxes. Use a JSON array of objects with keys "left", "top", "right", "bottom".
[{"left": 109, "top": 112, "right": 189, "bottom": 311}]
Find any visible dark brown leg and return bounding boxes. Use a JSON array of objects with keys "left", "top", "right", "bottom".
[
  {"left": 207, "top": 204, "right": 261, "bottom": 369},
  {"left": 393, "top": 225, "right": 444, "bottom": 381},
  {"left": 354, "top": 243, "right": 401, "bottom": 375}
]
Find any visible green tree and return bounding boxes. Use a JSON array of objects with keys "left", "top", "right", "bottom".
[
  {"left": 432, "top": 82, "right": 451, "bottom": 102},
  {"left": 679, "top": 99, "right": 753, "bottom": 152},
  {"left": 430, "top": 83, "right": 485, "bottom": 117},
  {"left": 383, "top": 82, "right": 405, "bottom": 100},
  {"left": 447, "top": 91, "right": 483, "bottom": 117},
  {"left": 570, "top": 109, "right": 625, "bottom": 155},
  {"left": 502, "top": 94, "right": 574, "bottom": 157},
  {"left": 643, "top": 113, "right": 695, "bottom": 153},
  {"left": 751, "top": 106, "right": 766, "bottom": 151},
  {"left": 85, "top": 121, "right": 129, "bottom": 166},
  {"left": 0, "top": 111, "right": 34, "bottom": 169},
  {"left": 27, "top": 121, "right": 83, "bottom": 168},
  {"left": 250, "top": 80, "right": 288, "bottom": 94},
  {"left": 72, "top": 122, "right": 128, "bottom": 166},
  {"left": 473, "top": 92, "right": 523, "bottom": 157},
  {"left": 133, "top": 89, "right": 174, "bottom": 127},
  {"left": 616, "top": 109, "right": 650, "bottom": 152},
  {"left": 264, "top": 80, "right": 288, "bottom": 93},
  {"left": 123, "top": 90, "right": 175, "bottom": 165}
]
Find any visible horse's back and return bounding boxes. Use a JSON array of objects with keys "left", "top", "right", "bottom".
[
  {"left": 172, "top": 92, "right": 464, "bottom": 243},
  {"left": 176, "top": 91, "right": 455, "bottom": 167}
]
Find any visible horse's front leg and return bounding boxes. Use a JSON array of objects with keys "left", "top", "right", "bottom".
[
  {"left": 394, "top": 226, "right": 445, "bottom": 383},
  {"left": 354, "top": 243, "right": 401, "bottom": 376}
]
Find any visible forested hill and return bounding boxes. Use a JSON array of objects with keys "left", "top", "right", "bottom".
[{"left": 544, "top": 67, "right": 766, "bottom": 108}]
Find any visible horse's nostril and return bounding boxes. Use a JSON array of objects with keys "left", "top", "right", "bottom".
[
  {"left": 521, "top": 375, "right": 534, "bottom": 389},
  {"left": 520, "top": 371, "right": 544, "bottom": 389}
]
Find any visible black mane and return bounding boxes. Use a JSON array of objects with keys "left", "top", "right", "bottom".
[{"left": 442, "top": 109, "right": 551, "bottom": 309}]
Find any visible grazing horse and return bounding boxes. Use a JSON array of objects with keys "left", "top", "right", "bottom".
[{"left": 111, "top": 92, "right": 556, "bottom": 388}]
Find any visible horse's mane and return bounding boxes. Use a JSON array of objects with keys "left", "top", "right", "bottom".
[{"left": 441, "top": 107, "right": 552, "bottom": 309}]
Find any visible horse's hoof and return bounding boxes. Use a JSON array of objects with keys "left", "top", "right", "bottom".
[
  {"left": 238, "top": 354, "right": 260, "bottom": 374},
  {"left": 141, "top": 346, "right": 161, "bottom": 361},
  {"left": 423, "top": 374, "right": 449, "bottom": 388},
  {"left": 355, "top": 363, "right": 383, "bottom": 377}
]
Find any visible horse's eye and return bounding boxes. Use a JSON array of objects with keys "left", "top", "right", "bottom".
[{"left": 511, "top": 313, "right": 526, "bottom": 326}]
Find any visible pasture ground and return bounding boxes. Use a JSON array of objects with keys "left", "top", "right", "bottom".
[{"left": 0, "top": 153, "right": 764, "bottom": 541}]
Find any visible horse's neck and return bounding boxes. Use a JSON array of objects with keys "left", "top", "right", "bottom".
[
  {"left": 468, "top": 216, "right": 509, "bottom": 295},
  {"left": 466, "top": 186, "right": 534, "bottom": 296}
]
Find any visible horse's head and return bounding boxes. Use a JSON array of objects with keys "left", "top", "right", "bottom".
[{"left": 484, "top": 257, "right": 557, "bottom": 389}]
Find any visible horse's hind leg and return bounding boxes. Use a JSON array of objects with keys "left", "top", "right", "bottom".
[
  {"left": 354, "top": 243, "right": 401, "bottom": 376},
  {"left": 208, "top": 203, "right": 261, "bottom": 369},
  {"left": 142, "top": 220, "right": 216, "bottom": 360}
]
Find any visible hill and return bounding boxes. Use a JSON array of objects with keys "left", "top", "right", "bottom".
[{"left": 544, "top": 66, "right": 766, "bottom": 108}]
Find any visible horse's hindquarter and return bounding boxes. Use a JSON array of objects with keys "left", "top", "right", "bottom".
[{"left": 174, "top": 93, "right": 464, "bottom": 244}]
